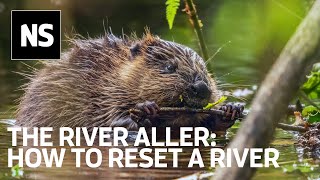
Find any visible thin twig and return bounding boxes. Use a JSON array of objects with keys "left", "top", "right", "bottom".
[
  {"left": 130, "top": 105, "right": 303, "bottom": 118},
  {"left": 184, "top": 0, "right": 209, "bottom": 60},
  {"left": 277, "top": 123, "right": 308, "bottom": 132},
  {"left": 130, "top": 106, "right": 312, "bottom": 133},
  {"left": 130, "top": 107, "right": 228, "bottom": 116}
]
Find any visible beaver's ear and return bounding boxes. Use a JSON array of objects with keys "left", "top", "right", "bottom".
[
  {"left": 130, "top": 43, "right": 142, "bottom": 59},
  {"left": 104, "top": 34, "right": 121, "bottom": 49},
  {"left": 142, "top": 34, "right": 160, "bottom": 47}
]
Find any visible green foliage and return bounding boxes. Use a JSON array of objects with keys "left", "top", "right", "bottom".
[
  {"left": 203, "top": 96, "right": 227, "bottom": 110},
  {"left": 11, "top": 164, "right": 23, "bottom": 178},
  {"left": 302, "top": 105, "right": 320, "bottom": 123},
  {"left": 302, "top": 65, "right": 320, "bottom": 99},
  {"left": 300, "top": 63, "right": 320, "bottom": 122},
  {"left": 165, "top": 0, "right": 180, "bottom": 29}
]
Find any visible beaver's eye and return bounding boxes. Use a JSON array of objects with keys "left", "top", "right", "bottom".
[{"left": 162, "top": 64, "right": 176, "bottom": 74}]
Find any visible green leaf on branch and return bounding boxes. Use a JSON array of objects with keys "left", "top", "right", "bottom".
[
  {"left": 302, "top": 105, "right": 320, "bottom": 123},
  {"left": 203, "top": 96, "right": 227, "bottom": 110},
  {"left": 302, "top": 70, "right": 320, "bottom": 99},
  {"left": 165, "top": 0, "right": 180, "bottom": 29}
]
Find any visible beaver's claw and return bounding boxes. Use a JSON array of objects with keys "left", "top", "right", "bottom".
[
  {"left": 220, "top": 103, "right": 244, "bottom": 121},
  {"left": 130, "top": 101, "right": 159, "bottom": 124}
]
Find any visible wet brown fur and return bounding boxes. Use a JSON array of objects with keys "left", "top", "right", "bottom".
[{"left": 16, "top": 31, "right": 220, "bottom": 130}]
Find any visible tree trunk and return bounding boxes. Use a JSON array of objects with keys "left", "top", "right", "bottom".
[{"left": 213, "top": 0, "right": 320, "bottom": 179}]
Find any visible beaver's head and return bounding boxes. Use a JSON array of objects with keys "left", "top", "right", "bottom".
[{"left": 119, "top": 34, "right": 219, "bottom": 109}]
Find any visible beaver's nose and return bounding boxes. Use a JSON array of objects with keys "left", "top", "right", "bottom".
[{"left": 190, "top": 81, "right": 211, "bottom": 99}]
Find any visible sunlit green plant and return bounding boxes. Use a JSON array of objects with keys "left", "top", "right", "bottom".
[
  {"left": 11, "top": 164, "right": 23, "bottom": 179},
  {"left": 302, "top": 105, "right": 320, "bottom": 123},
  {"left": 203, "top": 96, "right": 228, "bottom": 110},
  {"left": 302, "top": 70, "right": 320, "bottom": 99},
  {"left": 165, "top": 0, "right": 180, "bottom": 29}
]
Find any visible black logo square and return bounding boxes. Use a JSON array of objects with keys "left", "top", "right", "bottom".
[{"left": 11, "top": 10, "right": 61, "bottom": 60}]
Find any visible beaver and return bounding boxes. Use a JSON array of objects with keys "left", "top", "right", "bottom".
[{"left": 16, "top": 31, "right": 243, "bottom": 132}]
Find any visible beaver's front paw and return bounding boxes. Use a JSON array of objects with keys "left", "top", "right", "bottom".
[
  {"left": 129, "top": 101, "right": 159, "bottom": 125},
  {"left": 212, "top": 103, "right": 244, "bottom": 132},
  {"left": 220, "top": 103, "right": 244, "bottom": 121}
]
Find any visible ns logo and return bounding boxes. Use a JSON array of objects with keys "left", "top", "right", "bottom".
[
  {"left": 21, "top": 24, "right": 54, "bottom": 47},
  {"left": 11, "top": 10, "right": 61, "bottom": 60}
]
